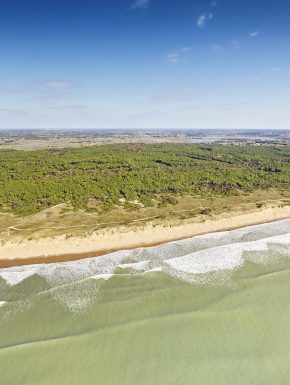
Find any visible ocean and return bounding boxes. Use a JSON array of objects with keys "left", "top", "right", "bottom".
[{"left": 1, "top": 219, "right": 290, "bottom": 385}]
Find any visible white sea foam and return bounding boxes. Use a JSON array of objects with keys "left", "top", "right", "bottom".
[
  {"left": 145, "top": 267, "right": 163, "bottom": 274},
  {"left": 0, "top": 219, "right": 290, "bottom": 310},
  {"left": 0, "top": 270, "right": 36, "bottom": 287},
  {"left": 91, "top": 274, "right": 114, "bottom": 281},
  {"left": 120, "top": 261, "right": 151, "bottom": 272},
  {"left": 163, "top": 233, "right": 290, "bottom": 283},
  {"left": 164, "top": 244, "right": 244, "bottom": 275}
]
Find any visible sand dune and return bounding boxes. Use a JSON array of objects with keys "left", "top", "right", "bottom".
[{"left": 0, "top": 205, "right": 290, "bottom": 267}]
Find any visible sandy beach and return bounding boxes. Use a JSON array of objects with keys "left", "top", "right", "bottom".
[{"left": 0, "top": 205, "right": 290, "bottom": 268}]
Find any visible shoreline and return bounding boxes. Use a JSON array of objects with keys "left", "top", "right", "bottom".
[{"left": 1, "top": 205, "right": 290, "bottom": 269}]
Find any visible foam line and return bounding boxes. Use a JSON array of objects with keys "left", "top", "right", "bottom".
[
  {"left": 0, "top": 219, "right": 289, "bottom": 291},
  {"left": 163, "top": 233, "right": 290, "bottom": 282}
]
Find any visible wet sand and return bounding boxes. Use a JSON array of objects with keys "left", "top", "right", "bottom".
[
  {"left": 1, "top": 218, "right": 290, "bottom": 385},
  {"left": 1, "top": 205, "right": 290, "bottom": 268}
]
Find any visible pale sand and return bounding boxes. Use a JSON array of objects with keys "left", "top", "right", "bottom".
[{"left": 1, "top": 205, "right": 290, "bottom": 267}]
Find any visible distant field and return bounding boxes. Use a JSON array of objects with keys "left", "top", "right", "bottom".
[{"left": 0, "top": 143, "right": 290, "bottom": 216}]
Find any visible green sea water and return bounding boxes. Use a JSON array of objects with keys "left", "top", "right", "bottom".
[{"left": 1, "top": 220, "right": 290, "bottom": 385}]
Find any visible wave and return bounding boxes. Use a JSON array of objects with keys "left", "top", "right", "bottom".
[
  {"left": 0, "top": 219, "right": 290, "bottom": 311},
  {"left": 1, "top": 218, "right": 290, "bottom": 286}
]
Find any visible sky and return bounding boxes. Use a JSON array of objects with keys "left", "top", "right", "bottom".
[{"left": 0, "top": 0, "right": 289, "bottom": 129}]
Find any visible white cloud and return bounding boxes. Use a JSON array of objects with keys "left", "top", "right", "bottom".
[
  {"left": 131, "top": 0, "right": 152, "bottom": 9},
  {"left": 197, "top": 13, "right": 213, "bottom": 28},
  {"left": 167, "top": 47, "right": 192, "bottom": 64},
  {"left": 250, "top": 30, "right": 260, "bottom": 38},
  {"left": 232, "top": 40, "right": 241, "bottom": 48},
  {"left": 153, "top": 86, "right": 195, "bottom": 102},
  {"left": 248, "top": 76, "right": 262, "bottom": 81},
  {"left": 184, "top": 86, "right": 194, "bottom": 92},
  {"left": 167, "top": 53, "right": 180, "bottom": 63},
  {"left": 180, "top": 46, "right": 192, "bottom": 53},
  {"left": 0, "top": 108, "right": 28, "bottom": 117},
  {"left": 197, "top": 15, "right": 206, "bottom": 28},
  {"left": 44, "top": 81, "right": 74, "bottom": 89}
]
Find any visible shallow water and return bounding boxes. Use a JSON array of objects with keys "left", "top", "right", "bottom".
[{"left": 1, "top": 219, "right": 290, "bottom": 385}]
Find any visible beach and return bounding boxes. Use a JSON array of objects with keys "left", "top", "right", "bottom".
[
  {"left": 1, "top": 204, "right": 290, "bottom": 267},
  {"left": 1, "top": 0, "right": 290, "bottom": 382},
  {"left": 1, "top": 216, "right": 290, "bottom": 385}
]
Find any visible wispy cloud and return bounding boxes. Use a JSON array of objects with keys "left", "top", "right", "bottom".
[
  {"left": 250, "top": 30, "right": 260, "bottom": 38},
  {"left": 211, "top": 43, "right": 222, "bottom": 51},
  {"left": 44, "top": 81, "right": 75, "bottom": 89},
  {"left": 232, "top": 40, "right": 241, "bottom": 48},
  {"left": 47, "top": 104, "right": 90, "bottom": 118},
  {"left": 197, "top": 13, "right": 213, "bottom": 28},
  {"left": 167, "top": 47, "right": 192, "bottom": 64},
  {"left": 153, "top": 86, "right": 195, "bottom": 102},
  {"left": 131, "top": 0, "right": 152, "bottom": 10},
  {"left": 180, "top": 46, "right": 192, "bottom": 53},
  {"left": 272, "top": 67, "right": 280, "bottom": 72},
  {"left": 211, "top": 1, "right": 218, "bottom": 7},
  {"left": 248, "top": 75, "right": 262, "bottom": 81},
  {"left": 184, "top": 86, "right": 195, "bottom": 92},
  {"left": 0, "top": 108, "right": 29, "bottom": 117},
  {"left": 167, "top": 53, "right": 180, "bottom": 63}
]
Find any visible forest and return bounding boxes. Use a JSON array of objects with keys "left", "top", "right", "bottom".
[{"left": 0, "top": 143, "right": 289, "bottom": 216}]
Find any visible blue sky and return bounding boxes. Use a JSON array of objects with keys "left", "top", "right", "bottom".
[{"left": 0, "top": 0, "right": 289, "bottom": 129}]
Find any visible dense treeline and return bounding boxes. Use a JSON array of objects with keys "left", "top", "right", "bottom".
[{"left": 0, "top": 143, "right": 289, "bottom": 215}]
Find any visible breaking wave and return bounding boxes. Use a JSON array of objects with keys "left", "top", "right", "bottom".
[{"left": 1, "top": 219, "right": 290, "bottom": 311}]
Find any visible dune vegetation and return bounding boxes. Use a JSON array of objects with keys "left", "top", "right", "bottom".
[{"left": 0, "top": 143, "right": 290, "bottom": 216}]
